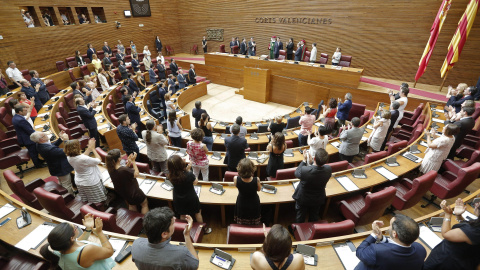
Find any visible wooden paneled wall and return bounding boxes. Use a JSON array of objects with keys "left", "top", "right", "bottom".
[
  {"left": 176, "top": 0, "right": 480, "bottom": 86},
  {"left": 0, "top": 0, "right": 181, "bottom": 77}
]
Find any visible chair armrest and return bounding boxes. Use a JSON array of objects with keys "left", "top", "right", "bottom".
[
  {"left": 5, "top": 130, "right": 17, "bottom": 138},
  {"left": 63, "top": 194, "right": 75, "bottom": 204},
  {"left": 442, "top": 171, "right": 457, "bottom": 182},
  {"left": 399, "top": 117, "right": 414, "bottom": 126},
  {"left": 25, "top": 179, "right": 46, "bottom": 192},
  {"left": 0, "top": 138, "right": 19, "bottom": 148},
  {"left": 0, "top": 155, "right": 21, "bottom": 169},
  {"left": 2, "top": 145, "right": 22, "bottom": 156},
  {"left": 456, "top": 147, "right": 475, "bottom": 160},
  {"left": 339, "top": 200, "right": 360, "bottom": 220},
  {"left": 462, "top": 138, "right": 477, "bottom": 148},
  {"left": 441, "top": 159, "right": 462, "bottom": 174},
  {"left": 105, "top": 207, "right": 116, "bottom": 214},
  {"left": 394, "top": 133, "right": 409, "bottom": 141},
  {"left": 403, "top": 111, "right": 414, "bottom": 119},
  {"left": 400, "top": 124, "right": 415, "bottom": 133},
  {"left": 400, "top": 178, "right": 414, "bottom": 189}
]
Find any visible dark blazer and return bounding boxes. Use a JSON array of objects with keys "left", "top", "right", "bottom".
[
  {"left": 102, "top": 46, "right": 112, "bottom": 55},
  {"left": 192, "top": 108, "right": 206, "bottom": 128},
  {"left": 12, "top": 114, "right": 35, "bottom": 146},
  {"left": 157, "top": 64, "right": 166, "bottom": 80},
  {"left": 128, "top": 78, "right": 139, "bottom": 94},
  {"left": 294, "top": 46, "right": 303, "bottom": 61},
  {"left": 131, "top": 59, "right": 140, "bottom": 72},
  {"left": 73, "top": 89, "right": 92, "bottom": 104},
  {"left": 286, "top": 42, "right": 294, "bottom": 54},
  {"left": 118, "top": 65, "right": 129, "bottom": 80},
  {"left": 292, "top": 162, "right": 331, "bottom": 206},
  {"left": 87, "top": 48, "right": 97, "bottom": 61},
  {"left": 177, "top": 74, "right": 186, "bottom": 89},
  {"left": 224, "top": 135, "right": 248, "bottom": 171},
  {"left": 448, "top": 117, "right": 475, "bottom": 159},
  {"left": 21, "top": 86, "right": 43, "bottom": 110},
  {"left": 156, "top": 39, "right": 163, "bottom": 52},
  {"left": 126, "top": 101, "right": 142, "bottom": 125},
  {"left": 274, "top": 41, "right": 283, "bottom": 57},
  {"left": 148, "top": 69, "right": 157, "bottom": 84},
  {"left": 453, "top": 95, "right": 474, "bottom": 113},
  {"left": 75, "top": 56, "right": 86, "bottom": 66},
  {"left": 240, "top": 42, "right": 247, "bottom": 55},
  {"left": 337, "top": 100, "right": 353, "bottom": 121},
  {"left": 37, "top": 139, "right": 74, "bottom": 177},
  {"left": 30, "top": 77, "right": 49, "bottom": 103},
  {"left": 354, "top": 235, "right": 426, "bottom": 270},
  {"left": 387, "top": 110, "right": 399, "bottom": 136},
  {"left": 248, "top": 41, "right": 256, "bottom": 56},
  {"left": 188, "top": 69, "right": 196, "bottom": 84},
  {"left": 77, "top": 105, "right": 97, "bottom": 130},
  {"left": 115, "top": 53, "right": 125, "bottom": 62},
  {"left": 229, "top": 41, "right": 236, "bottom": 52},
  {"left": 170, "top": 62, "right": 178, "bottom": 76},
  {"left": 102, "top": 57, "right": 112, "bottom": 68}
]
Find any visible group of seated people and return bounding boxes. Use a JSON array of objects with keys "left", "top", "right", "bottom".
[{"left": 19, "top": 8, "right": 103, "bottom": 27}]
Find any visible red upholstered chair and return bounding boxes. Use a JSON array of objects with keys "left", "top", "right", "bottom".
[
  {"left": 0, "top": 129, "right": 17, "bottom": 148},
  {"left": 339, "top": 186, "right": 396, "bottom": 226},
  {"left": 95, "top": 147, "right": 108, "bottom": 162},
  {"left": 166, "top": 45, "right": 174, "bottom": 55},
  {"left": 82, "top": 54, "right": 91, "bottom": 64},
  {"left": 304, "top": 56, "right": 310, "bottom": 62},
  {"left": 57, "top": 124, "right": 89, "bottom": 149},
  {"left": 138, "top": 53, "right": 145, "bottom": 62},
  {"left": 391, "top": 171, "right": 437, "bottom": 210},
  {"left": 386, "top": 140, "right": 408, "bottom": 156},
  {"left": 4, "top": 97, "right": 13, "bottom": 113},
  {"left": 80, "top": 205, "right": 144, "bottom": 236},
  {"left": 190, "top": 44, "right": 199, "bottom": 54},
  {"left": 450, "top": 149, "right": 480, "bottom": 169},
  {"left": 268, "top": 167, "right": 296, "bottom": 181},
  {"left": 285, "top": 140, "right": 294, "bottom": 149},
  {"left": 97, "top": 50, "right": 105, "bottom": 60},
  {"left": 359, "top": 111, "right": 371, "bottom": 127},
  {"left": 2, "top": 253, "right": 49, "bottom": 270},
  {"left": 46, "top": 80, "right": 59, "bottom": 97},
  {"left": 347, "top": 103, "right": 366, "bottom": 121},
  {"left": 291, "top": 219, "right": 355, "bottom": 241},
  {"left": 68, "top": 70, "right": 81, "bottom": 82},
  {"left": 223, "top": 171, "right": 238, "bottom": 182},
  {"left": 21, "top": 70, "right": 31, "bottom": 81},
  {"left": 63, "top": 93, "right": 77, "bottom": 111},
  {"left": 328, "top": 160, "right": 349, "bottom": 173},
  {"left": 277, "top": 55, "right": 285, "bottom": 60},
  {"left": 4, "top": 170, "right": 67, "bottom": 210},
  {"left": 318, "top": 53, "right": 328, "bottom": 64},
  {"left": 80, "top": 65, "right": 90, "bottom": 77},
  {"left": 33, "top": 187, "right": 90, "bottom": 223},
  {"left": 171, "top": 219, "right": 206, "bottom": 243},
  {"left": 0, "top": 145, "right": 31, "bottom": 177},
  {"left": 56, "top": 61, "right": 67, "bottom": 72},
  {"left": 339, "top": 55, "right": 352, "bottom": 67},
  {"left": 59, "top": 101, "right": 79, "bottom": 118},
  {"left": 126, "top": 47, "right": 131, "bottom": 55},
  {"left": 56, "top": 112, "right": 87, "bottom": 133},
  {"left": 66, "top": 57, "right": 77, "bottom": 68},
  {"left": 110, "top": 113, "right": 120, "bottom": 126},
  {"left": 219, "top": 45, "right": 226, "bottom": 53},
  {"left": 0, "top": 107, "right": 14, "bottom": 130},
  {"left": 403, "top": 103, "right": 425, "bottom": 121},
  {"left": 423, "top": 162, "right": 480, "bottom": 207},
  {"left": 349, "top": 151, "right": 388, "bottom": 168},
  {"left": 124, "top": 55, "right": 132, "bottom": 63},
  {"left": 110, "top": 57, "right": 119, "bottom": 68},
  {"left": 387, "top": 124, "right": 423, "bottom": 147},
  {"left": 227, "top": 224, "right": 271, "bottom": 244},
  {"left": 393, "top": 115, "right": 425, "bottom": 137}
]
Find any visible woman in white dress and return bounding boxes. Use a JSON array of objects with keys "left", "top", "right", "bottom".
[
  {"left": 367, "top": 110, "right": 391, "bottom": 152},
  {"left": 97, "top": 68, "right": 109, "bottom": 92},
  {"left": 143, "top": 46, "right": 151, "bottom": 58},
  {"left": 420, "top": 125, "right": 458, "bottom": 174},
  {"left": 390, "top": 87, "right": 408, "bottom": 128},
  {"left": 332, "top": 47, "right": 341, "bottom": 66},
  {"left": 307, "top": 126, "right": 329, "bottom": 165}
]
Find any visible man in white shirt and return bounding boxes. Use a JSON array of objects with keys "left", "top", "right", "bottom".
[
  {"left": 156, "top": 52, "right": 165, "bottom": 65},
  {"left": 310, "top": 43, "right": 317, "bottom": 63},
  {"left": 6, "top": 61, "right": 24, "bottom": 87}
]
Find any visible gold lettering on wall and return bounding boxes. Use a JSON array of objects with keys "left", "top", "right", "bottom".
[{"left": 255, "top": 17, "right": 333, "bottom": 24}]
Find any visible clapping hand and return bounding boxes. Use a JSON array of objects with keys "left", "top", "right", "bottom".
[
  {"left": 130, "top": 122, "right": 138, "bottom": 131},
  {"left": 59, "top": 131, "right": 69, "bottom": 141},
  {"left": 453, "top": 198, "right": 466, "bottom": 216},
  {"left": 92, "top": 217, "right": 103, "bottom": 235},
  {"left": 183, "top": 215, "right": 193, "bottom": 236},
  {"left": 429, "top": 128, "right": 435, "bottom": 137},
  {"left": 156, "top": 125, "right": 164, "bottom": 134},
  {"left": 82, "top": 213, "right": 95, "bottom": 230},
  {"left": 88, "top": 138, "right": 96, "bottom": 149},
  {"left": 372, "top": 220, "right": 384, "bottom": 240},
  {"left": 440, "top": 200, "right": 454, "bottom": 217}
]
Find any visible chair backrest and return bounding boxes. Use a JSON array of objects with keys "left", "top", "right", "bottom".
[
  {"left": 347, "top": 103, "right": 366, "bottom": 121},
  {"left": 359, "top": 111, "right": 371, "bottom": 127},
  {"left": 279, "top": 50, "right": 286, "bottom": 56},
  {"left": 33, "top": 187, "right": 75, "bottom": 221},
  {"left": 95, "top": 147, "right": 108, "bottom": 162},
  {"left": 227, "top": 224, "right": 270, "bottom": 244},
  {"left": 126, "top": 47, "right": 131, "bottom": 55},
  {"left": 97, "top": 50, "right": 105, "bottom": 60},
  {"left": 277, "top": 55, "right": 285, "bottom": 60},
  {"left": 55, "top": 112, "right": 66, "bottom": 126},
  {"left": 80, "top": 65, "right": 90, "bottom": 77},
  {"left": 68, "top": 70, "right": 77, "bottom": 82},
  {"left": 304, "top": 56, "right": 310, "bottom": 62},
  {"left": 411, "top": 104, "right": 423, "bottom": 120},
  {"left": 125, "top": 55, "right": 132, "bottom": 63},
  {"left": 56, "top": 61, "right": 66, "bottom": 72},
  {"left": 397, "top": 171, "right": 437, "bottom": 210},
  {"left": 4, "top": 97, "right": 13, "bottom": 113},
  {"left": 319, "top": 53, "right": 328, "bottom": 64},
  {"left": 80, "top": 205, "right": 125, "bottom": 234},
  {"left": 275, "top": 167, "right": 296, "bottom": 180},
  {"left": 408, "top": 124, "right": 423, "bottom": 145},
  {"left": 64, "top": 93, "right": 75, "bottom": 110},
  {"left": 463, "top": 150, "right": 480, "bottom": 167},
  {"left": 46, "top": 82, "right": 59, "bottom": 96},
  {"left": 364, "top": 151, "right": 388, "bottom": 165},
  {"left": 328, "top": 160, "right": 349, "bottom": 173},
  {"left": 357, "top": 186, "right": 396, "bottom": 226},
  {"left": 412, "top": 114, "right": 426, "bottom": 127},
  {"left": 257, "top": 124, "right": 269, "bottom": 133},
  {"left": 310, "top": 220, "right": 355, "bottom": 240},
  {"left": 138, "top": 53, "right": 145, "bottom": 62},
  {"left": 66, "top": 57, "right": 77, "bottom": 68},
  {"left": 285, "top": 116, "right": 301, "bottom": 129},
  {"left": 305, "top": 51, "right": 311, "bottom": 57},
  {"left": 0, "top": 107, "right": 13, "bottom": 128},
  {"left": 110, "top": 113, "right": 120, "bottom": 126},
  {"left": 232, "top": 45, "right": 239, "bottom": 54},
  {"left": 472, "top": 106, "right": 480, "bottom": 120},
  {"left": 21, "top": 70, "right": 31, "bottom": 81},
  {"left": 147, "top": 100, "right": 160, "bottom": 119},
  {"left": 110, "top": 57, "right": 119, "bottom": 68},
  {"left": 224, "top": 171, "right": 238, "bottom": 182},
  {"left": 3, "top": 170, "right": 40, "bottom": 209},
  {"left": 219, "top": 44, "right": 226, "bottom": 53},
  {"left": 58, "top": 102, "right": 69, "bottom": 119},
  {"left": 339, "top": 55, "right": 352, "bottom": 67},
  {"left": 386, "top": 140, "right": 408, "bottom": 156},
  {"left": 446, "top": 162, "right": 480, "bottom": 198}
]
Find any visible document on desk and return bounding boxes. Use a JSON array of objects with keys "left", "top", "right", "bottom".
[
  {"left": 333, "top": 243, "right": 360, "bottom": 270},
  {"left": 166, "top": 149, "right": 176, "bottom": 158},
  {"left": 462, "top": 211, "right": 478, "bottom": 220},
  {"left": 293, "top": 130, "right": 301, "bottom": 136},
  {"left": 136, "top": 141, "right": 146, "bottom": 150},
  {"left": 181, "top": 131, "right": 190, "bottom": 139},
  {"left": 292, "top": 181, "right": 299, "bottom": 190},
  {"left": 314, "top": 122, "right": 324, "bottom": 127},
  {"left": 101, "top": 170, "right": 111, "bottom": 183},
  {"left": 139, "top": 179, "right": 156, "bottom": 195},
  {"left": 336, "top": 176, "right": 359, "bottom": 191},
  {"left": 432, "top": 118, "right": 444, "bottom": 124},
  {"left": 330, "top": 141, "right": 341, "bottom": 149},
  {"left": 109, "top": 238, "right": 127, "bottom": 259},
  {"left": 0, "top": 203, "right": 16, "bottom": 219},
  {"left": 15, "top": 223, "right": 56, "bottom": 251},
  {"left": 373, "top": 166, "right": 398, "bottom": 181},
  {"left": 98, "top": 124, "right": 109, "bottom": 130},
  {"left": 419, "top": 224, "right": 442, "bottom": 249},
  {"left": 361, "top": 136, "right": 368, "bottom": 142},
  {"left": 433, "top": 108, "right": 444, "bottom": 113},
  {"left": 141, "top": 116, "right": 150, "bottom": 121}
]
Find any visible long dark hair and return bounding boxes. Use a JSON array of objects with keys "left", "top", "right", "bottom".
[
  {"left": 273, "top": 132, "right": 285, "bottom": 150},
  {"left": 145, "top": 119, "right": 155, "bottom": 144},
  {"left": 261, "top": 224, "right": 292, "bottom": 263},
  {"left": 199, "top": 112, "right": 208, "bottom": 127},
  {"left": 167, "top": 155, "right": 187, "bottom": 184},
  {"left": 106, "top": 149, "right": 121, "bottom": 174},
  {"left": 168, "top": 111, "right": 176, "bottom": 129}
]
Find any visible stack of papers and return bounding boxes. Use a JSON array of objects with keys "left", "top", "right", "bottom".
[
  {"left": 0, "top": 204, "right": 16, "bottom": 219},
  {"left": 432, "top": 118, "right": 444, "bottom": 124},
  {"left": 336, "top": 176, "right": 359, "bottom": 191},
  {"left": 419, "top": 225, "right": 442, "bottom": 249},
  {"left": 181, "top": 131, "right": 190, "bottom": 138},
  {"left": 95, "top": 115, "right": 103, "bottom": 120},
  {"left": 333, "top": 244, "right": 360, "bottom": 270},
  {"left": 109, "top": 238, "right": 127, "bottom": 259},
  {"left": 16, "top": 223, "right": 56, "bottom": 251},
  {"left": 136, "top": 142, "right": 146, "bottom": 150},
  {"left": 373, "top": 166, "right": 398, "bottom": 181},
  {"left": 141, "top": 116, "right": 150, "bottom": 121}
]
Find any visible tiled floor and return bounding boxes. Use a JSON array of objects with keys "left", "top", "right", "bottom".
[{"left": 181, "top": 83, "right": 296, "bottom": 125}]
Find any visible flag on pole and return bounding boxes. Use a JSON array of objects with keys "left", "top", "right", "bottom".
[
  {"left": 415, "top": 0, "right": 452, "bottom": 81},
  {"left": 440, "top": 0, "right": 479, "bottom": 78}
]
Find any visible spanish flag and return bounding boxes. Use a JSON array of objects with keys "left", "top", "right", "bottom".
[
  {"left": 440, "top": 0, "right": 479, "bottom": 78},
  {"left": 415, "top": 0, "right": 452, "bottom": 81}
]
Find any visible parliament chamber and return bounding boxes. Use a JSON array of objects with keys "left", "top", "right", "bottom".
[{"left": 1, "top": 0, "right": 480, "bottom": 269}]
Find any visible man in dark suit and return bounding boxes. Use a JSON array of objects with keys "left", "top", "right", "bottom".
[
  {"left": 29, "top": 70, "right": 51, "bottom": 104},
  {"left": 71, "top": 81, "right": 92, "bottom": 104},
  {"left": 20, "top": 79, "right": 43, "bottom": 111},
  {"left": 292, "top": 149, "right": 331, "bottom": 223},
  {"left": 248, "top": 37, "right": 256, "bottom": 56},
  {"left": 86, "top": 43, "right": 97, "bottom": 61},
  {"left": 157, "top": 62, "right": 166, "bottom": 81},
  {"left": 156, "top": 37, "right": 163, "bottom": 53},
  {"left": 451, "top": 86, "right": 476, "bottom": 113},
  {"left": 355, "top": 215, "right": 426, "bottom": 270},
  {"left": 447, "top": 106, "right": 475, "bottom": 159},
  {"left": 167, "top": 74, "right": 178, "bottom": 94},
  {"left": 274, "top": 37, "right": 283, "bottom": 59},
  {"left": 294, "top": 41, "right": 304, "bottom": 61},
  {"left": 229, "top": 37, "right": 236, "bottom": 53},
  {"left": 102, "top": 53, "right": 112, "bottom": 68},
  {"left": 380, "top": 101, "right": 400, "bottom": 151},
  {"left": 102, "top": 41, "right": 112, "bottom": 55},
  {"left": 131, "top": 54, "right": 140, "bottom": 72},
  {"left": 240, "top": 38, "right": 247, "bottom": 55},
  {"left": 177, "top": 70, "right": 186, "bottom": 89},
  {"left": 116, "top": 51, "right": 125, "bottom": 62},
  {"left": 127, "top": 74, "right": 140, "bottom": 95},
  {"left": 125, "top": 94, "right": 145, "bottom": 136},
  {"left": 76, "top": 98, "right": 100, "bottom": 147},
  {"left": 192, "top": 101, "right": 207, "bottom": 128},
  {"left": 224, "top": 124, "right": 248, "bottom": 171},
  {"left": 188, "top": 64, "right": 196, "bottom": 85},
  {"left": 118, "top": 60, "right": 129, "bottom": 80},
  {"left": 31, "top": 131, "right": 75, "bottom": 195},
  {"left": 148, "top": 67, "right": 158, "bottom": 84},
  {"left": 170, "top": 59, "right": 179, "bottom": 76},
  {"left": 12, "top": 104, "right": 45, "bottom": 168}
]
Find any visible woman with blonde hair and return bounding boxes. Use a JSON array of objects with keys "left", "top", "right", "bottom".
[
  {"left": 136, "top": 71, "right": 146, "bottom": 91},
  {"left": 143, "top": 45, "right": 151, "bottom": 58},
  {"left": 91, "top": 54, "right": 102, "bottom": 73},
  {"left": 83, "top": 75, "right": 101, "bottom": 100},
  {"left": 367, "top": 109, "right": 391, "bottom": 152}
]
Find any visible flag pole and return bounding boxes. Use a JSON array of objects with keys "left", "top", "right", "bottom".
[
  {"left": 413, "top": 80, "right": 418, "bottom": 88},
  {"left": 439, "top": 70, "right": 449, "bottom": 91}
]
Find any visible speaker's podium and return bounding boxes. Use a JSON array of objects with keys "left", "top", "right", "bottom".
[{"left": 243, "top": 67, "right": 271, "bottom": 103}]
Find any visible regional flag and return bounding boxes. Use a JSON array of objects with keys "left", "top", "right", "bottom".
[
  {"left": 440, "top": 0, "right": 479, "bottom": 78},
  {"left": 415, "top": 0, "right": 452, "bottom": 81}
]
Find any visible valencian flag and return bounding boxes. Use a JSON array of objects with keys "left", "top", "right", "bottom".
[
  {"left": 440, "top": 0, "right": 479, "bottom": 78},
  {"left": 415, "top": 0, "right": 452, "bottom": 81}
]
